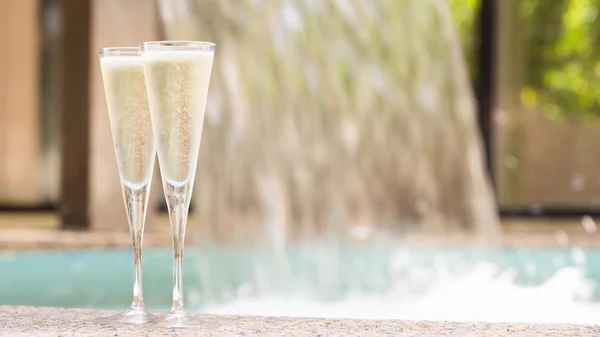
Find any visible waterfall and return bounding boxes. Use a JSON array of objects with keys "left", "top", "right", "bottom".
[{"left": 156, "top": 0, "right": 500, "bottom": 306}]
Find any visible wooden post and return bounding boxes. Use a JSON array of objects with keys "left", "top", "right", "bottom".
[
  {"left": 0, "top": 0, "right": 41, "bottom": 205},
  {"left": 60, "top": 0, "right": 91, "bottom": 229},
  {"left": 476, "top": 0, "right": 497, "bottom": 187}
]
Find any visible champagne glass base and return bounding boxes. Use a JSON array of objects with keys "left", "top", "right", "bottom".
[
  {"left": 95, "top": 307, "right": 156, "bottom": 325},
  {"left": 153, "top": 312, "right": 221, "bottom": 329}
]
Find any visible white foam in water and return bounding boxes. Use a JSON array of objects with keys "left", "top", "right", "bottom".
[{"left": 204, "top": 262, "right": 600, "bottom": 324}]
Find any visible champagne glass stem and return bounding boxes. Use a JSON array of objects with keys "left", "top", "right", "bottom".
[
  {"left": 164, "top": 181, "right": 193, "bottom": 315},
  {"left": 123, "top": 184, "right": 151, "bottom": 310}
]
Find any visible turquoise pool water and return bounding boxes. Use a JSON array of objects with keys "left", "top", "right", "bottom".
[{"left": 2, "top": 247, "right": 600, "bottom": 323}]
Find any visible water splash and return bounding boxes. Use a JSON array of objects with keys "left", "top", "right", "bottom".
[
  {"left": 582, "top": 215, "right": 597, "bottom": 233},
  {"left": 204, "top": 262, "right": 599, "bottom": 324}
]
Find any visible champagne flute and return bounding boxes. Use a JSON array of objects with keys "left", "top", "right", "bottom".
[
  {"left": 141, "top": 41, "right": 216, "bottom": 328},
  {"left": 97, "top": 47, "right": 156, "bottom": 324}
]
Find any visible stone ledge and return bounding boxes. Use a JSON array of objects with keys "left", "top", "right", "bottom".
[
  {"left": 3, "top": 227, "right": 600, "bottom": 250},
  {"left": 0, "top": 228, "right": 172, "bottom": 250},
  {"left": 1, "top": 306, "right": 599, "bottom": 337}
]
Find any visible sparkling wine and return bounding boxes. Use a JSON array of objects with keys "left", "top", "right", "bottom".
[
  {"left": 142, "top": 51, "right": 214, "bottom": 186},
  {"left": 100, "top": 56, "right": 155, "bottom": 189}
]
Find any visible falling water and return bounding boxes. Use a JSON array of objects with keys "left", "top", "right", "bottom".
[{"left": 157, "top": 0, "right": 500, "bottom": 308}]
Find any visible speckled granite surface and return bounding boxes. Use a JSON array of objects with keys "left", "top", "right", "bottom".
[{"left": 1, "top": 306, "right": 599, "bottom": 337}]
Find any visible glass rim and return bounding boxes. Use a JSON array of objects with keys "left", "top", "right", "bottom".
[
  {"left": 99, "top": 46, "right": 141, "bottom": 57},
  {"left": 140, "top": 40, "right": 216, "bottom": 52}
]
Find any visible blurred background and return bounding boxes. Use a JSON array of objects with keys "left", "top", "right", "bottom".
[{"left": 2, "top": 0, "right": 600, "bottom": 324}]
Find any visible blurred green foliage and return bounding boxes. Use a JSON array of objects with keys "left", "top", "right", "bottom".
[
  {"left": 521, "top": 0, "right": 600, "bottom": 122},
  {"left": 450, "top": 0, "right": 600, "bottom": 122}
]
